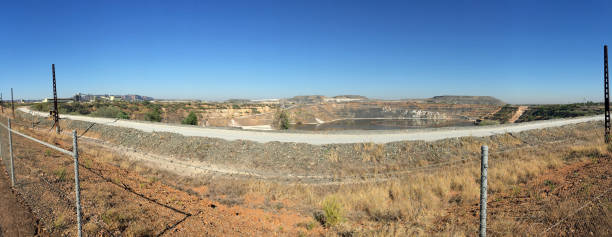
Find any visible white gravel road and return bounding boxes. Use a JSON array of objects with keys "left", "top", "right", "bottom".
[{"left": 20, "top": 107, "right": 603, "bottom": 145}]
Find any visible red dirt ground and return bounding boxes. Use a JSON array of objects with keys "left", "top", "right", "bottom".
[
  {"left": 0, "top": 118, "right": 322, "bottom": 236},
  {"left": 0, "top": 161, "right": 44, "bottom": 236},
  {"left": 433, "top": 155, "right": 612, "bottom": 236}
]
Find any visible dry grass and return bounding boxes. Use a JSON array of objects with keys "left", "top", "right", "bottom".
[
  {"left": 355, "top": 142, "right": 385, "bottom": 163},
  {"left": 8, "top": 113, "right": 605, "bottom": 235},
  {"left": 223, "top": 130, "right": 605, "bottom": 235}
]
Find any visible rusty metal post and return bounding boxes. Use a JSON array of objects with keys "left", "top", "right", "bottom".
[
  {"left": 605, "top": 45, "right": 610, "bottom": 143},
  {"left": 52, "top": 64, "right": 60, "bottom": 134}
]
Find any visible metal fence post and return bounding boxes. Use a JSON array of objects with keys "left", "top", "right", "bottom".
[
  {"left": 72, "top": 130, "right": 82, "bottom": 237},
  {"left": 8, "top": 118, "right": 15, "bottom": 187},
  {"left": 479, "top": 145, "right": 488, "bottom": 237},
  {"left": 0, "top": 120, "right": 3, "bottom": 159}
]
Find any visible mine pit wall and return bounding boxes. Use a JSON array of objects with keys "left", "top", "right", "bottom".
[
  {"left": 286, "top": 102, "right": 502, "bottom": 124},
  {"left": 180, "top": 102, "right": 502, "bottom": 128},
  {"left": 13, "top": 110, "right": 601, "bottom": 181}
]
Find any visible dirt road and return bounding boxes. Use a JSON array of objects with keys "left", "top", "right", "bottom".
[
  {"left": 20, "top": 107, "right": 602, "bottom": 145},
  {"left": 508, "top": 105, "right": 528, "bottom": 123}
]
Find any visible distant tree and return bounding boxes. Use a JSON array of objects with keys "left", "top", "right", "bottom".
[
  {"left": 145, "top": 107, "right": 162, "bottom": 122},
  {"left": 278, "top": 111, "right": 290, "bottom": 130},
  {"left": 117, "top": 111, "right": 130, "bottom": 120},
  {"left": 91, "top": 106, "right": 122, "bottom": 118},
  {"left": 182, "top": 112, "right": 198, "bottom": 125}
]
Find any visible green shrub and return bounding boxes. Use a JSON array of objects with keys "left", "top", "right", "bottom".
[
  {"left": 320, "top": 195, "right": 344, "bottom": 227},
  {"left": 53, "top": 214, "right": 67, "bottom": 229},
  {"left": 517, "top": 103, "right": 604, "bottom": 122},
  {"left": 144, "top": 105, "right": 162, "bottom": 122},
  {"left": 117, "top": 111, "right": 130, "bottom": 119},
  {"left": 477, "top": 119, "right": 500, "bottom": 126},
  {"left": 278, "top": 111, "right": 290, "bottom": 130},
  {"left": 32, "top": 103, "right": 50, "bottom": 112},
  {"left": 91, "top": 106, "right": 123, "bottom": 118},
  {"left": 145, "top": 110, "right": 161, "bottom": 122},
  {"left": 54, "top": 168, "right": 67, "bottom": 182},
  {"left": 182, "top": 112, "right": 198, "bottom": 125}
]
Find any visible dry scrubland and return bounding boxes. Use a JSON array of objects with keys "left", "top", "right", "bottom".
[
  {"left": 204, "top": 125, "right": 610, "bottom": 236},
  {"left": 31, "top": 101, "right": 278, "bottom": 127},
  {"left": 1, "top": 110, "right": 610, "bottom": 236}
]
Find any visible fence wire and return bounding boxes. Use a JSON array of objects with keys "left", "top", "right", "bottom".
[{"left": 0, "top": 113, "right": 193, "bottom": 236}]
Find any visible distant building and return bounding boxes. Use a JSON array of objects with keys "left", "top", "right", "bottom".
[
  {"left": 42, "top": 98, "right": 74, "bottom": 103},
  {"left": 73, "top": 93, "right": 154, "bottom": 102}
]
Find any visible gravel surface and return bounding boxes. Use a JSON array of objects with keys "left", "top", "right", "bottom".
[
  {"left": 20, "top": 107, "right": 603, "bottom": 145},
  {"left": 12, "top": 109, "right": 602, "bottom": 181}
]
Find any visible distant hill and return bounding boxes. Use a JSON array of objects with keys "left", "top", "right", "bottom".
[
  {"left": 426, "top": 96, "right": 505, "bottom": 105},
  {"left": 287, "top": 95, "right": 327, "bottom": 104},
  {"left": 332, "top": 95, "right": 368, "bottom": 99}
]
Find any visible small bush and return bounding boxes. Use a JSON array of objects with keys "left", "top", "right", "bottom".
[
  {"left": 144, "top": 111, "right": 161, "bottom": 122},
  {"left": 117, "top": 111, "right": 130, "bottom": 119},
  {"left": 32, "top": 102, "right": 50, "bottom": 112},
  {"left": 320, "top": 195, "right": 344, "bottom": 227},
  {"left": 102, "top": 208, "right": 134, "bottom": 231},
  {"left": 565, "top": 147, "right": 606, "bottom": 160},
  {"left": 53, "top": 214, "right": 67, "bottom": 230},
  {"left": 91, "top": 106, "right": 125, "bottom": 118},
  {"left": 278, "top": 111, "right": 290, "bottom": 130},
  {"left": 477, "top": 119, "right": 501, "bottom": 126},
  {"left": 182, "top": 112, "right": 198, "bottom": 125},
  {"left": 54, "top": 168, "right": 67, "bottom": 182}
]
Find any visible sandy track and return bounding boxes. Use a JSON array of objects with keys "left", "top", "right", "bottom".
[
  {"left": 20, "top": 107, "right": 603, "bottom": 145},
  {"left": 508, "top": 106, "right": 528, "bottom": 123}
]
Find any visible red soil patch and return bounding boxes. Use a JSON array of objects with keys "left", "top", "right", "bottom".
[{"left": 433, "top": 156, "right": 612, "bottom": 236}]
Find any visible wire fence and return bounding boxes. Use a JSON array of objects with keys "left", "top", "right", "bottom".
[
  {"left": 0, "top": 114, "right": 195, "bottom": 236},
  {"left": 0, "top": 117, "right": 82, "bottom": 235}
]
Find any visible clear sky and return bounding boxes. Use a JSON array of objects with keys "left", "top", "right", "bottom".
[{"left": 1, "top": 0, "right": 611, "bottom": 104}]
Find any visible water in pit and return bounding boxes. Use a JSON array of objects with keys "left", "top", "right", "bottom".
[{"left": 291, "top": 118, "right": 475, "bottom": 131}]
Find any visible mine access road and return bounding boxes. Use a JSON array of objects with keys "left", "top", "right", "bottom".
[{"left": 20, "top": 107, "right": 603, "bottom": 145}]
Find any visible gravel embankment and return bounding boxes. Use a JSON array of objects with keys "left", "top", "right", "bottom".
[{"left": 12, "top": 108, "right": 602, "bottom": 180}]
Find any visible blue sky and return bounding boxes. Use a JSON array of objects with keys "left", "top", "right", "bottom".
[{"left": 0, "top": 0, "right": 610, "bottom": 104}]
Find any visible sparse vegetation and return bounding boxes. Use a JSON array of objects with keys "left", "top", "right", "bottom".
[
  {"left": 517, "top": 102, "right": 603, "bottom": 122},
  {"left": 5, "top": 107, "right": 609, "bottom": 236},
  {"left": 117, "top": 111, "right": 130, "bottom": 119},
  {"left": 477, "top": 119, "right": 501, "bottom": 126},
  {"left": 144, "top": 104, "right": 162, "bottom": 122},
  {"left": 29, "top": 101, "right": 275, "bottom": 126},
  {"left": 277, "top": 111, "right": 290, "bottom": 129},
  {"left": 91, "top": 106, "right": 124, "bottom": 118},
  {"left": 182, "top": 111, "right": 198, "bottom": 125},
  {"left": 53, "top": 213, "right": 67, "bottom": 230},
  {"left": 320, "top": 195, "right": 344, "bottom": 227},
  {"left": 481, "top": 104, "right": 517, "bottom": 124},
  {"left": 53, "top": 167, "right": 67, "bottom": 182}
]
